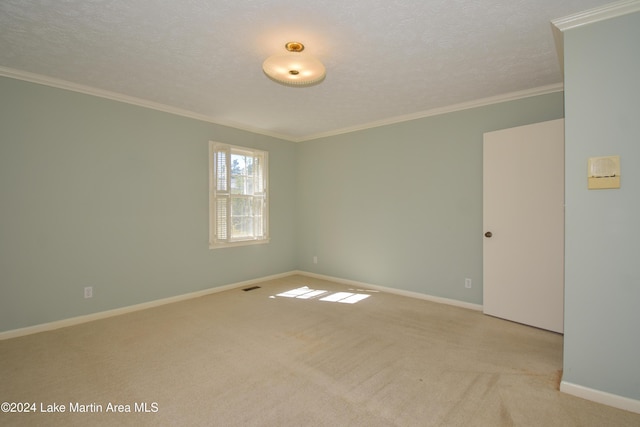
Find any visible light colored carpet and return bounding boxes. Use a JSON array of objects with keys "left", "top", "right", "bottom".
[{"left": 1, "top": 274, "right": 639, "bottom": 426}]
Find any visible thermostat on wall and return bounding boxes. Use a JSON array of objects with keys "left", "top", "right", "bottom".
[{"left": 588, "top": 155, "right": 620, "bottom": 189}]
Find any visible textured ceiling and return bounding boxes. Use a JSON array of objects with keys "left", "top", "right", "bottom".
[{"left": 0, "top": 0, "right": 616, "bottom": 141}]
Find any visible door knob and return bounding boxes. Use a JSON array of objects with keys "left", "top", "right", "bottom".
[{"left": 484, "top": 231, "right": 493, "bottom": 238}]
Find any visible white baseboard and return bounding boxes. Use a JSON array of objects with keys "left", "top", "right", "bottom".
[
  {"left": 6, "top": 269, "right": 638, "bottom": 415},
  {"left": 295, "top": 270, "right": 483, "bottom": 311},
  {"left": 560, "top": 381, "right": 640, "bottom": 414},
  {"left": 0, "top": 271, "right": 297, "bottom": 341},
  {"left": 1, "top": 270, "right": 483, "bottom": 340}
]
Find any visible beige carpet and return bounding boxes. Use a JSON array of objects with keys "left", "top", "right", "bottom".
[{"left": 1, "top": 274, "right": 639, "bottom": 426}]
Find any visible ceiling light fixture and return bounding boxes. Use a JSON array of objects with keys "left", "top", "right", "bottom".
[{"left": 262, "top": 42, "right": 326, "bottom": 87}]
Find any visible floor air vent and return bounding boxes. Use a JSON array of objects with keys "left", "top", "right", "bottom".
[{"left": 242, "top": 286, "right": 261, "bottom": 292}]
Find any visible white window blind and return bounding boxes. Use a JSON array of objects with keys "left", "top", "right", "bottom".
[{"left": 210, "top": 142, "right": 269, "bottom": 248}]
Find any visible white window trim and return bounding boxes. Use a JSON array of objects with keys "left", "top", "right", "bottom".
[{"left": 209, "top": 141, "right": 269, "bottom": 249}]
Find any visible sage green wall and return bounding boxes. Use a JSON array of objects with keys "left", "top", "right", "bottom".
[
  {"left": 0, "top": 75, "right": 565, "bottom": 334},
  {"left": 563, "top": 12, "right": 640, "bottom": 400},
  {"left": 0, "top": 77, "right": 297, "bottom": 332},
  {"left": 296, "top": 92, "right": 564, "bottom": 304}
]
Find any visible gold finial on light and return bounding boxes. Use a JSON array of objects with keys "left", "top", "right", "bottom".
[{"left": 285, "top": 42, "right": 304, "bottom": 52}]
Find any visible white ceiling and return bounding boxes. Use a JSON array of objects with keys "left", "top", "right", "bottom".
[{"left": 0, "top": 0, "right": 615, "bottom": 141}]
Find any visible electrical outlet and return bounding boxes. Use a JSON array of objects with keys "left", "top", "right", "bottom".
[
  {"left": 313, "top": 256, "right": 318, "bottom": 264},
  {"left": 465, "top": 278, "right": 472, "bottom": 289},
  {"left": 84, "top": 286, "right": 93, "bottom": 299}
]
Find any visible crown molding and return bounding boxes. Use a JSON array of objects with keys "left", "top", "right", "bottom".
[
  {"left": 296, "top": 83, "right": 564, "bottom": 142},
  {"left": 551, "top": 0, "right": 640, "bottom": 83},
  {"left": 2, "top": 65, "right": 563, "bottom": 144},
  {"left": 552, "top": 0, "right": 640, "bottom": 32},
  {"left": 0, "top": 66, "right": 294, "bottom": 142},
  {"left": 4, "top": 3, "right": 636, "bottom": 144}
]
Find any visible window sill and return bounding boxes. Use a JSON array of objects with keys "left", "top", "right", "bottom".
[{"left": 209, "top": 238, "right": 270, "bottom": 250}]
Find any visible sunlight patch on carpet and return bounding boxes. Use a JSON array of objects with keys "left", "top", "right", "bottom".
[{"left": 272, "top": 286, "right": 371, "bottom": 304}]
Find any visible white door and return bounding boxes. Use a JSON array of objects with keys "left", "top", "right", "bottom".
[{"left": 483, "top": 119, "right": 564, "bottom": 333}]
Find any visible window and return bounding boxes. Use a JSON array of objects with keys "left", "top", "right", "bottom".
[{"left": 209, "top": 142, "right": 269, "bottom": 248}]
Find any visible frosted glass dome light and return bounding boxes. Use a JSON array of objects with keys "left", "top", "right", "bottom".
[{"left": 262, "top": 42, "right": 326, "bottom": 87}]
